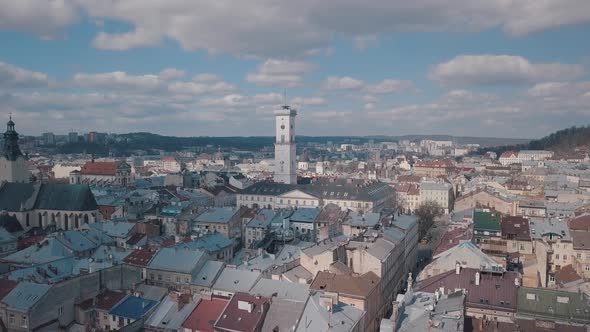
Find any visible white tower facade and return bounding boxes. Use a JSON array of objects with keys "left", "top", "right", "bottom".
[{"left": 274, "top": 105, "right": 297, "bottom": 184}]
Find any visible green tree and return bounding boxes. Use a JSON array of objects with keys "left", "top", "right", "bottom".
[{"left": 415, "top": 200, "right": 443, "bottom": 238}]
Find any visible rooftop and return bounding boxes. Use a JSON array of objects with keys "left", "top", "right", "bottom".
[
  {"left": 310, "top": 271, "right": 380, "bottom": 298},
  {"left": 195, "top": 207, "right": 239, "bottom": 224},
  {"left": 109, "top": 295, "right": 158, "bottom": 320},
  {"left": 2, "top": 281, "right": 51, "bottom": 312},
  {"left": 214, "top": 292, "right": 270, "bottom": 332},
  {"left": 182, "top": 297, "right": 228, "bottom": 332},
  {"left": 148, "top": 247, "right": 205, "bottom": 274}
]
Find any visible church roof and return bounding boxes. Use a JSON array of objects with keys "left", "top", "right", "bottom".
[
  {"left": 80, "top": 161, "right": 121, "bottom": 176},
  {"left": 0, "top": 183, "right": 98, "bottom": 212}
]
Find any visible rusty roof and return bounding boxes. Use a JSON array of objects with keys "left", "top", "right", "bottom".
[{"left": 310, "top": 271, "right": 380, "bottom": 298}]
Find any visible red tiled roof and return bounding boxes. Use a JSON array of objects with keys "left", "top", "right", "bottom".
[
  {"left": 125, "top": 233, "right": 146, "bottom": 246},
  {"left": 568, "top": 213, "right": 590, "bottom": 231},
  {"left": 0, "top": 280, "right": 19, "bottom": 301},
  {"left": 554, "top": 264, "right": 582, "bottom": 285},
  {"left": 500, "top": 151, "right": 517, "bottom": 158},
  {"left": 99, "top": 205, "right": 116, "bottom": 219},
  {"left": 80, "top": 161, "right": 117, "bottom": 176},
  {"left": 433, "top": 226, "right": 473, "bottom": 256},
  {"left": 416, "top": 268, "right": 518, "bottom": 311},
  {"left": 122, "top": 248, "right": 157, "bottom": 267},
  {"left": 214, "top": 293, "right": 269, "bottom": 332},
  {"left": 501, "top": 216, "right": 531, "bottom": 241},
  {"left": 183, "top": 298, "right": 228, "bottom": 332}
]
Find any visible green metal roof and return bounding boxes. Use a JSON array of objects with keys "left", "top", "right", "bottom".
[
  {"left": 0, "top": 183, "right": 98, "bottom": 212},
  {"left": 516, "top": 287, "right": 590, "bottom": 323},
  {"left": 473, "top": 211, "right": 501, "bottom": 232}
]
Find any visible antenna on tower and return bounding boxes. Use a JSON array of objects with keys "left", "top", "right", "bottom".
[{"left": 283, "top": 88, "right": 287, "bottom": 106}]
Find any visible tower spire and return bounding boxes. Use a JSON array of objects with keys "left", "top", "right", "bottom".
[{"left": 283, "top": 88, "right": 287, "bottom": 106}]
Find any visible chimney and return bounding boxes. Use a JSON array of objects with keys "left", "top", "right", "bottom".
[
  {"left": 455, "top": 262, "right": 461, "bottom": 275},
  {"left": 475, "top": 272, "right": 480, "bottom": 286}
]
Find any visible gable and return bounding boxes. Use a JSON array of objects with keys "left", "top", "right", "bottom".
[{"left": 279, "top": 189, "right": 319, "bottom": 200}]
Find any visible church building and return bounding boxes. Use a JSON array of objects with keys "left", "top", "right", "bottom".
[
  {"left": 0, "top": 116, "right": 100, "bottom": 231},
  {"left": 0, "top": 116, "right": 30, "bottom": 183}
]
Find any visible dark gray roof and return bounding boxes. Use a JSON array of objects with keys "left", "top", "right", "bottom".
[
  {"left": 35, "top": 184, "right": 98, "bottom": 211},
  {"left": 243, "top": 179, "right": 394, "bottom": 202},
  {"left": 240, "top": 182, "right": 296, "bottom": 196},
  {"left": 0, "top": 183, "right": 98, "bottom": 212}
]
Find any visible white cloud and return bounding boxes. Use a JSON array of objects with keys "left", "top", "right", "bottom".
[
  {"left": 322, "top": 76, "right": 365, "bottom": 91},
  {"left": 430, "top": 55, "right": 585, "bottom": 86},
  {"left": 0, "top": 0, "right": 78, "bottom": 39},
  {"left": 193, "top": 73, "right": 221, "bottom": 82},
  {"left": 0, "top": 61, "right": 50, "bottom": 88},
  {"left": 291, "top": 97, "right": 327, "bottom": 106},
  {"left": 92, "top": 28, "right": 162, "bottom": 50},
  {"left": 168, "top": 81, "right": 236, "bottom": 95},
  {"left": 73, "top": 71, "right": 163, "bottom": 91},
  {"left": 158, "top": 68, "right": 185, "bottom": 80},
  {"left": 365, "top": 79, "right": 413, "bottom": 94},
  {"left": 246, "top": 59, "right": 314, "bottom": 87},
  {"left": 3, "top": 1, "right": 590, "bottom": 57}
]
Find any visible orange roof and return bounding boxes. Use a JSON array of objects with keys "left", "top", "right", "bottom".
[
  {"left": 500, "top": 151, "right": 517, "bottom": 158},
  {"left": 80, "top": 161, "right": 117, "bottom": 176}
]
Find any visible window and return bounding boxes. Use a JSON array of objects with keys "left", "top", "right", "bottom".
[
  {"left": 9, "top": 314, "right": 15, "bottom": 325},
  {"left": 58, "top": 306, "right": 64, "bottom": 316},
  {"left": 21, "top": 316, "right": 27, "bottom": 328},
  {"left": 555, "top": 254, "right": 560, "bottom": 260}
]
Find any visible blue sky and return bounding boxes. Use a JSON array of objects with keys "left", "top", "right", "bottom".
[{"left": 0, "top": 1, "right": 589, "bottom": 138}]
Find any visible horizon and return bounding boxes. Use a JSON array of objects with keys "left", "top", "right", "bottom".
[{"left": 1, "top": 2, "right": 589, "bottom": 138}]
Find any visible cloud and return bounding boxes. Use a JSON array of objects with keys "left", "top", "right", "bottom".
[
  {"left": 246, "top": 59, "right": 315, "bottom": 87},
  {"left": 322, "top": 76, "right": 413, "bottom": 95},
  {"left": 291, "top": 97, "right": 327, "bottom": 106},
  {"left": 0, "top": 0, "right": 79, "bottom": 39},
  {"left": 365, "top": 79, "right": 413, "bottom": 94},
  {"left": 322, "top": 76, "right": 365, "bottom": 91},
  {"left": 193, "top": 73, "right": 221, "bottom": 82},
  {"left": 430, "top": 55, "right": 585, "bottom": 86},
  {"left": 2, "top": 1, "right": 586, "bottom": 57},
  {"left": 0, "top": 61, "right": 50, "bottom": 88},
  {"left": 168, "top": 81, "right": 236, "bottom": 95},
  {"left": 73, "top": 71, "right": 163, "bottom": 91},
  {"left": 158, "top": 68, "right": 185, "bottom": 80},
  {"left": 92, "top": 28, "right": 162, "bottom": 50}
]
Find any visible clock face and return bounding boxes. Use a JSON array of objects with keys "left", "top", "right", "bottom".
[{"left": 281, "top": 125, "right": 285, "bottom": 129}]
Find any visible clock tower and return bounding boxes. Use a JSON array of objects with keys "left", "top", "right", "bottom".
[{"left": 274, "top": 105, "right": 297, "bottom": 184}]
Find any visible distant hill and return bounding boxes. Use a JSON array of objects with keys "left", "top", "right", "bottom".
[
  {"left": 482, "top": 126, "right": 590, "bottom": 156},
  {"left": 55, "top": 132, "right": 531, "bottom": 156}
]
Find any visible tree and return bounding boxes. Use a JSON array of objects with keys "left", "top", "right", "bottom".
[{"left": 415, "top": 200, "right": 443, "bottom": 238}]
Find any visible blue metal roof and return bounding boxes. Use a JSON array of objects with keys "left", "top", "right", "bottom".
[
  {"left": 109, "top": 296, "right": 158, "bottom": 320},
  {"left": 195, "top": 207, "right": 238, "bottom": 224},
  {"left": 289, "top": 208, "right": 321, "bottom": 223},
  {"left": 2, "top": 282, "right": 51, "bottom": 312},
  {"left": 176, "top": 233, "right": 233, "bottom": 253},
  {"left": 148, "top": 247, "right": 205, "bottom": 273}
]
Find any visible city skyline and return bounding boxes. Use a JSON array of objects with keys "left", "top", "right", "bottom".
[{"left": 1, "top": 1, "right": 590, "bottom": 138}]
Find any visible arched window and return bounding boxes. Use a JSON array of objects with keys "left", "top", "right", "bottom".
[
  {"left": 64, "top": 215, "right": 69, "bottom": 230},
  {"left": 26, "top": 214, "right": 30, "bottom": 227},
  {"left": 75, "top": 216, "right": 79, "bottom": 229},
  {"left": 38, "top": 213, "right": 42, "bottom": 228},
  {"left": 84, "top": 214, "right": 89, "bottom": 224},
  {"left": 51, "top": 213, "right": 55, "bottom": 225}
]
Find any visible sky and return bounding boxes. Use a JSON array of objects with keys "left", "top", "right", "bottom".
[{"left": 0, "top": 1, "right": 589, "bottom": 138}]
